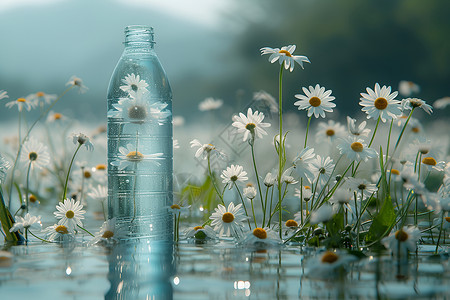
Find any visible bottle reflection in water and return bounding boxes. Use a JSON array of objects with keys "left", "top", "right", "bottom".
[
  {"left": 105, "top": 240, "right": 175, "bottom": 299},
  {"left": 107, "top": 25, "right": 173, "bottom": 239}
]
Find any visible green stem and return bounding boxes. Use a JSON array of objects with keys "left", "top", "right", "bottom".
[
  {"left": 368, "top": 116, "right": 381, "bottom": 148},
  {"left": 235, "top": 185, "right": 251, "bottom": 230},
  {"left": 208, "top": 155, "right": 224, "bottom": 205},
  {"left": 278, "top": 64, "right": 284, "bottom": 239},
  {"left": 62, "top": 144, "right": 82, "bottom": 201},
  {"left": 28, "top": 230, "right": 53, "bottom": 243},
  {"left": 250, "top": 141, "right": 264, "bottom": 223},
  {"left": 262, "top": 186, "right": 269, "bottom": 227},
  {"left": 435, "top": 211, "right": 445, "bottom": 254},
  {"left": 25, "top": 162, "right": 32, "bottom": 213},
  {"left": 250, "top": 199, "right": 257, "bottom": 228},
  {"left": 304, "top": 115, "right": 312, "bottom": 148},
  {"left": 77, "top": 225, "right": 95, "bottom": 237},
  {"left": 394, "top": 108, "right": 415, "bottom": 150}
]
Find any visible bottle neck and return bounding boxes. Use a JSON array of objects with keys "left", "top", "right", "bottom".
[{"left": 124, "top": 25, "right": 155, "bottom": 51}]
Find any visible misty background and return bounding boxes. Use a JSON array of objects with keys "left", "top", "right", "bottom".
[{"left": 1, "top": 0, "right": 449, "bottom": 124}]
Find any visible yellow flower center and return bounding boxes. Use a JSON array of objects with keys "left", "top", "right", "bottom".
[
  {"left": 422, "top": 157, "right": 437, "bottom": 166},
  {"left": 374, "top": 97, "right": 388, "bottom": 110},
  {"left": 285, "top": 219, "right": 298, "bottom": 227},
  {"left": 309, "top": 96, "right": 321, "bottom": 107},
  {"left": 230, "top": 175, "right": 238, "bottom": 182},
  {"left": 321, "top": 251, "right": 339, "bottom": 264},
  {"left": 325, "top": 129, "right": 335, "bottom": 136},
  {"left": 28, "top": 152, "right": 38, "bottom": 161},
  {"left": 245, "top": 123, "right": 256, "bottom": 131},
  {"left": 304, "top": 186, "right": 311, "bottom": 190},
  {"left": 96, "top": 164, "right": 107, "bottom": 170},
  {"left": 17, "top": 98, "right": 26, "bottom": 103},
  {"left": 395, "top": 229, "right": 409, "bottom": 242},
  {"left": 222, "top": 212, "right": 235, "bottom": 223},
  {"left": 53, "top": 113, "right": 62, "bottom": 120},
  {"left": 252, "top": 228, "right": 267, "bottom": 239},
  {"left": 391, "top": 169, "right": 400, "bottom": 176},
  {"left": 29, "top": 194, "right": 37, "bottom": 203},
  {"left": 170, "top": 204, "right": 181, "bottom": 210},
  {"left": 350, "top": 142, "right": 364, "bottom": 152},
  {"left": 126, "top": 151, "right": 144, "bottom": 162},
  {"left": 445, "top": 217, "right": 450, "bottom": 223},
  {"left": 128, "top": 105, "right": 147, "bottom": 120},
  {"left": 36, "top": 92, "right": 45, "bottom": 97},
  {"left": 412, "top": 127, "right": 420, "bottom": 133},
  {"left": 278, "top": 49, "right": 292, "bottom": 57},
  {"left": 83, "top": 171, "right": 92, "bottom": 178},
  {"left": 66, "top": 210, "right": 75, "bottom": 219},
  {"left": 55, "top": 225, "right": 69, "bottom": 234},
  {"left": 102, "top": 230, "right": 114, "bottom": 239},
  {"left": 194, "top": 226, "right": 204, "bottom": 231}
]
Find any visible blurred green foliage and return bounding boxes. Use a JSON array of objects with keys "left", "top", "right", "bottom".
[{"left": 225, "top": 0, "right": 450, "bottom": 113}]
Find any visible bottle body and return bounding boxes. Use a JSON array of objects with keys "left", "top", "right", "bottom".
[{"left": 107, "top": 26, "right": 173, "bottom": 240}]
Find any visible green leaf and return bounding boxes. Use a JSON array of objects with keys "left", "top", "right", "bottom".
[
  {"left": 0, "top": 187, "right": 24, "bottom": 242},
  {"left": 366, "top": 195, "right": 396, "bottom": 244},
  {"left": 325, "top": 210, "right": 344, "bottom": 237}
]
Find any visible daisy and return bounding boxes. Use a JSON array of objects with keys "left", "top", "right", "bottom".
[
  {"left": 87, "top": 185, "right": 108, "bottom": 203},
  {"left": 294, "top": 84, "right": 336, "bottom": 118},
  {"left": 345, "top": 177, "right": 378, "bottom": 200},
  {"left": 281, "top": 167, "right": 299, "bottom": 185},
  {"left": 359, "top": 83, "right": 402, "bottom": 122},
  {"left": 433, "top": 97, "right": 450, "bottom": 109},
  {"left": 120, "top": 73, "right": 149, "bottom": 97},
  {"left": 9, "top": 213, "right": 42, "bottom": 233},
  {"left": 315, "top": 120, "right": 346, "bottom": 143},
  {"left": 72, "top": 133, "right": 94, "bottom": 151},
  {"left": 398, "top": 80, "right": 420, "bottom": 97},
  {"left": 0, "top": 90, "right": 8, "bottom": 100},
  {"left": 198, "top": 97, "right": 223, "bottom": 111},
  {"left": 173, "top": 139, "right": 180, "bottom": 149},
  {"left": 310, "top": 204, "right": 334, "bottom": 225},
  {"left": 221, "top": 164, "right": 248, "bottom": 189},
  {"left": 168, "top": 203, "right": 191, "bottom": 216},
  {"left": 243, "top": 185, "right": 257, "bottom": 200},
  {"left": 253, "top": 90, "right": 278, "bottom": 113},
  {"left": 43, "top": 224, "right": 73, "bottom": 241},
  {"left": 20, "top": 138, "right": 50, "bottom": 170},
  {"left": 402, "top": 98, "right": 433, "bottom": 115},
  {"left": 305, "top": 250, "right": 357, "bottom": 279},
  {"left": 28, "top": 91, "right": 57, "bottom": 106},
  {"left": 294, "top": 186, "right": 312, "bottom": 202},
  {"left": 209, "top": 202, "right": 248, "bottom": 237},
  {"left": 46, "top": 111, "right": 68, "bottom": 123},
  {"left": 184, "top": 225, "right": 216, "bottom": 240},
  {"left": 5, "top": 96, "right": 37, "bottom": 112},
  {"left": 292, "top": 147, "right": 315, "bottom": 182},
  {"left": 232, "top": 108, "right": 271, "bottom": 142},
  {"left": 240, "top": 227, "right": 281, "bottom": 246},
  {"left": 329, "top": 188, "right": 353, "bottom": 206},
  {"left": 382, "top": 226, "right": 421, "bottom": 257},
  {"left": 337, "top": 137, "right": 378, "bottom": 162},
  {"left": 90, "top": 218, "right": 127, "bottom": 245},
  {"left": 54, "top": 198, "right": 86, "bottom": 231},
  {"left": 421, "top": 156, "right": 446, "bottom": 172},
  {"left": 108, "top": 96, "right": 170, "bottom": 125},
  {"left": 260, "top": 45, "right": 310, "bottom": 72},
  {"left": 0, "top": 251, "right": 13, "bottom": 268},
  {"left": 264, "top": 171, "right": 277, "bottom": 187},
  {"left": 66, "top": 75, "right": 88, "bottom": 93},
  {"left": 190, "top": 139, "right": 224, "bottom": 160},
  {"left": 110, "top": 143, "right": 163, "bottom": 170},
  {"left": 346, "top": 116, "right": 371, "bottom": 137},
  {"left": 173, "top": 116, "right": 185, "bottom": 126},
  {"left": 309, "top": 155, "right": 335, "bottom": 187}
]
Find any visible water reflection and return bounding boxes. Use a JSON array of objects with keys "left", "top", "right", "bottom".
[{"left": 105, "top": 239, "right": 175, "bottom": 300}]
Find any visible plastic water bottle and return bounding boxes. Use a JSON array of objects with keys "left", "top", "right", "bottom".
[{"left": 107, "top": 25, "right": 173, "bottom": 240}]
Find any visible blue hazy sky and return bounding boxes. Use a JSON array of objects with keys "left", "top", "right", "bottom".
[{"left": 0, "top": 0, "right": 240, "bottom": 121}]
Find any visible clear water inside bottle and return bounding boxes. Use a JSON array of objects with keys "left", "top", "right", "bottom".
[{"left": 107, "top": 47, "right": 173, "bottom": 239}]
